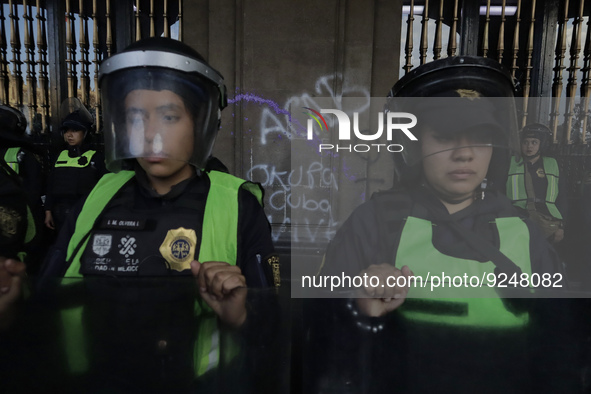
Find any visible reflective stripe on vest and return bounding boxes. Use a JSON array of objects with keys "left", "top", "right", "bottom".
[
  {"left": 54, "top": 149, "right": 96, "bottom": 168},
  {"left": 506, "top": 156, "right": 562, "bottom": 219},
  {"left": 61, "top": 170, "right": 262, "bottom": 376},
  {"left": 3, "top": 147, "right": 20, "bottom": 173},
  {"left": 396, "top": 216, "right": 531, "bottom": 328}
]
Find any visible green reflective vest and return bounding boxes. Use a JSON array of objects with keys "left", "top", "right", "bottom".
[
  {"left": 61, "top": 170, "right": 263, "bottom": 377},
  {"left": 54, "top": 149, "right": 96, "bottom": 168},
  {"left": 396, "top": 216, "right": 532, "bottom": 328},
  {"left": 3, "top": 147, "right": 20, "bottom": 173},
  {"left": 506, "top": 156, "right": 562, "bottom": 220}
]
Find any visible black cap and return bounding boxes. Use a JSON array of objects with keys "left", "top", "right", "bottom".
[
  {"left": 61, "top": 110, "right": 93, "bottom": 133},
  {"left": 390, "top": 56, "right": 517, "bottom": 98},
  {"left": 520, "top": 123, "right": 551, "bottom": 141},
  {"left": 416, "top": 94, "right": 505, "bottom": 136},
  {"left": 388, "top": 56, "right": 519, "bottom": 190}
]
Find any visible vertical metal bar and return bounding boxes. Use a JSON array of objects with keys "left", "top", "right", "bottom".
[
  {"left": 497, "top": 0, "right": 506, "bottom": 63},
  {"left": 9, "top": 0, "right": 23, "bottom": 107},
  {"left": 447, "top": 0, "right": 458, "bottom": 57},
  {"left": 149, "top": 0, "right": 154, "bottom": 37},
  {"left": 482, "top": 0, "right": 491, "bottom": 57},
  {"left": 511, "top": 0, "right": 522, "bottom": 79},
  {"left": 47, "top": 0, "right": 67, "bottom": 132},
  {"left": 92, "top": 0, "right": 100, "bottom": 131},
  {"left": 522, "top": 0, "right": 538, "bottom": 128},
  {"left": 419, "top": 0, "right": 429, "bottom": 64},
  {"left": 115, "top": 0, "right": 133, "bottom": 52},
  {"left": 580, "top": 15, "right": 591, "bottom": 143},
  {"left": 106, "top": 0, "right": 113, "bottom": 56},
  {"left": 564, "top": 0, "right": 584, "bottom": 144},
  {"left": 433, "top": 0, "right": 444, "bottom": 60},
  {"left": 81, "top": 0, "right": 91, "bottom": 106},
  {"left": 459, "top": 0, "right": 480, "bottom": 55},
  {"left": 178, "top": 0, "right": 182, "bottom": 41},
  {"left": 530, "top": 0, "right": 559, "bottom": 123},
  {"left": 135, "top": 0, "right": 141, "bottom": 41},
  {"left": 163, "top": 0, "right": 168, "bottom": 38},
  {"left": 65, "top": 0, "right": 78, "bottom": 98},
  {"left": 23, "top": 0, "right": 37, "bottom": 126},
  {"left": 403, "top": 0, "right": 414, "bottom": 74},
  {"left": 78, "top": 0, "right": 90, "bottom": 106},
  {"left": 550, "top": 0, "right": 569, "bottom": 143},
  {"left": 0, "top": 3, "right": 10, "bottom": 104},
  {"left": 36, "top": 0, "right": 48, "bottom": 132}
]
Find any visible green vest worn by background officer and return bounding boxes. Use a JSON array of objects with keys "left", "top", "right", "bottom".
[
  {"left": 507, "top": 156, "right": 562, "bottom": 220},
  {"left": 2, "top": 147, "right": 21, "bottom": 173},
  {"left": 54, "top": 149, "right": 97, "bottom": 169},
  {"left": 0, "top": 105, "right": 28, "bottom": 176},
  {"left": 0, "top": 106, "right": 37, "bottom": 263}
]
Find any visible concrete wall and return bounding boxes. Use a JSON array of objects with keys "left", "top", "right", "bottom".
[{"left": 184, "top": 0, "right": 403, "bottom": 271}]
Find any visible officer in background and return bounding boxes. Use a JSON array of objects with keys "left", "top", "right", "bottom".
[
  {"left": 0, "top": 117, "right": 35, "bottom": 331},
  {"left": 306, "top": 57, "right": 575, "bottom": 393},
  {"left": 34, "top": 37, "right": 279, "bottom": 392},
  {"left": 0, "top": 106, "right": 42, "bottom": 270},
  {"left": 44, "top": 100, "right": 106, "bottom": 232},
  {"left": 507, "top": 123, "right": 567, "bottom": 244},
  {"left": 0, "top": 106, "right": 44, "bottom": 231}
]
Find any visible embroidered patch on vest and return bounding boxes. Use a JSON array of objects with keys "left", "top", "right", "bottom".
[
  {"left": 118, "top": 235, "right": 137, "bottom": 258},
  {"left": 266, "top": 254, "right": 281, "bottom": 287},
  {"left": 536, "top": 167, "right": 545, "bottom": 178},
  {"left": 159, "top": 227, "right": 197, "bottom": 272},
  {"left": 92, "top": 234, "right": 112, "bottom": 256}
]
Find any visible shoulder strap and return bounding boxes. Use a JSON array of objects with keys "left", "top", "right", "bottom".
[
  {"left": 206, "top": 170, "right": 264, "bottom": 205},
  {"left": 370, "top": 189, "right": 413, "bottom": 265},
  {"left": 447, "top": 219, "right": 524, "bottom": 276},
  {"left": 200, "top": 170, "right": 261, "bottom": 265}
]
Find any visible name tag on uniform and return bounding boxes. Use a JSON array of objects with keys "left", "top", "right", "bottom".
[{"left": 101, "top": 218, "right": 146, "bottom": 230}]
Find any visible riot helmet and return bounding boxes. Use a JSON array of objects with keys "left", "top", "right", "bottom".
[
  {"left": 0, "top": 105, "right": 27, "bottom": 141},
  {"left": 60, "top": 98, "right": 95, "bottom": 137},
  {"left": 99, "top": 37, "right": 227, "bottom": 173},
  {"left": 386, "top": 56, "right": 520, "bottom": 192},
  {"left": 520, "top": 123, "right": 551, "bottom": 159}
]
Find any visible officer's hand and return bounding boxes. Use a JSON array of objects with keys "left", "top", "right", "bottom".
[
  {"left": 0, "top": 257, "right": 26, "bottom": 330},
  {"left": 190, "top": 260, "right": 247, "bottom": 328},
  {"left": 44, "top": 210, "right": 55, "bottom": 230},
  {"left": 552, "top": 228, "right": 564, "bottom": 243},
  {"left": 355, "top": 264, "right": 412, "bottom": 317}
]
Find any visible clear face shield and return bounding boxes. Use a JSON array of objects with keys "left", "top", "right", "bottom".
[
  {"left": 99, "top": 54, "right": 224, "bottom": 173},
  {"left": 386, "top": 97, "right": 520, "bottom": 188}
]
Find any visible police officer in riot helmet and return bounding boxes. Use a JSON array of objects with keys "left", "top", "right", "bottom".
[
  {"left": 44, "top": 100, "right": 106, "bottom": 232},
  {"left": 507, "top": 122, "right": 567, "bottom": 243},
  {"left": 0, "top": 106, "right": 35, "bottom": 330},
  {"left": 0, "top": 105, "right": 43, "bottom": 275},
  {"left": 33, "top": 37, "right": 277, "bottom": 391},
  {"left": 314, "top": 56, "right": 564, "bottom": 393},
  {"left": 0, "top": 105, "right": 44, "bottom": 222}
]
